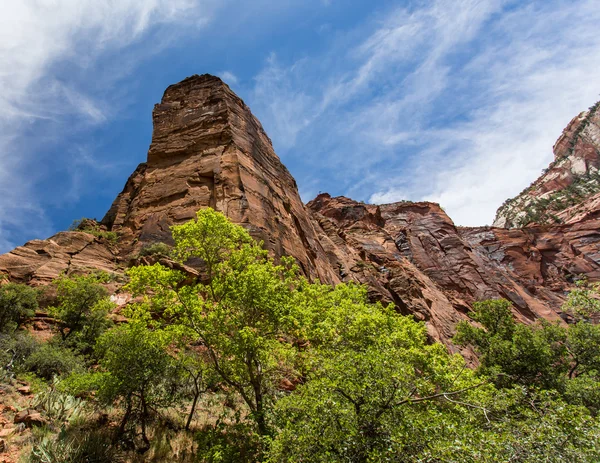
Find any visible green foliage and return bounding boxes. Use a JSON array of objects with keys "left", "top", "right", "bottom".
[
  {"left": 0, "top": 282, "right": 38, "bottom": 332},
  {"left": 0, "top": 330, "right": 40, "bottom": 380},
  {"left": 127, "top": 208, "right": 305, "bottom": 435},
  {"left": 170, "top": 208, "right": 253, "bottom": 268},
  {"left": 137, "top": 241, "right": 172, "bottom": 258},
  {"left": 69, "top": 218, "right": 119, "bottom": 244},
  {"left": 454, "top": 299, "right": 569, "bottom": 389},
  {"left": 455, "top": 295, "right": 600, "bottom": 415},
  {"left": 62, "top": 208, "right": 596, "bottom": 462},
  {"left": 195, "top": 421, "right": 265, "bottom": 463},
  {"left": 513, "top": 170, "right": 600, "bottom": 227},
  {"left": 562, "top": 279, "right": 600, "bottom": 320},
  {"left": 94, "top": 322, "right": 180, "bottom": 446},
  {"left": 268, "top": 290, "right": 493, "bottom": 462},
  {"left": 50, "top": 273, "right": 114, "bottom": 355},
  {"left": 426, "top": 388, "right": 600, "bottom": 463},
  {"left": 92, "top": 230, "right": 119, "bottom": 244},
  {"left": 2, "top": 330, "right": 83, "bottom": 383},
  {"left": 22, "top": 342, "right": 84, "bottom": 380},
  {"left": 58, "top": 370, "right": 103, "bottom": 398}
]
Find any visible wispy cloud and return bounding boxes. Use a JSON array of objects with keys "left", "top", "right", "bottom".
[
  {"left": 0, "top": 0, "right": 218, "bottom": 251},
  {"left": 250, "top": 0, "right": 600, "bottom": 226},
  {"left": 219, "top": 71, "right": 239, "bottom": 85}
]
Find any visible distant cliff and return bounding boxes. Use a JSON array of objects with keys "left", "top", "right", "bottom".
[{"left": 494, "top": 101, "right": 600, "bottom": 228}]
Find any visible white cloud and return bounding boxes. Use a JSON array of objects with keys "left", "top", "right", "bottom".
[
  {"left": 251, "top": 0, "right": 600, "bottom": 226},
  {"left": 369, "top": 0, "right": 600, "bottom": 225},
  {"left": 0, "top": 0, "right": 218, "bottom": 251},
  {"left": 220, "top": 71, "right": 239, "bottom": 85},
  {"left": 252, "top": 54, "right": 319, "bottom": 150}
]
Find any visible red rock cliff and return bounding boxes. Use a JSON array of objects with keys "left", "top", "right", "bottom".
[{"left": 1, "top": 74, "right": 599, "bottom": 347}]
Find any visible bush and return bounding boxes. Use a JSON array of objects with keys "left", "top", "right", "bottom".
[
  {"left": 28, "top": 429, "right": 124, "bottom": 463},
  {"left": 0, "top": 331, "right": 40, "bottom": 379},
  {"left": 51, "top": 274, "right": 114, "bottom": 355},
  {"left": 68, "top": 218, "right": 118, "bottom": 244},
  {"left": 138, "top": 242, "right": 172, "bottom": 258},
  {"left": 23, "top": 343, "right": 84, "bottom": 380},
  {"left": 0, "top": 282, "right": 39, "bottom": 332},
  {"left": 195, "top": 421, "right": 264, "bottom": 463}
]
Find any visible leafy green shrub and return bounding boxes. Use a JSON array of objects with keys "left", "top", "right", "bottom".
[
  {"left": 50, "top": 274, "right": 114, "bottom": 355},
  {"left": 562, "top": 280, "right": 600, "bottom": 319},
  {"left": 23, "top": 343, "right": 84, "bottom": 380},
  {"left": 137, "top": 242, "right": 172, "bottom": 258},
  {"left": 58, "top": 371, "right": 103, "bottom": 398},
  {"left": 90, "top": 230, "right": 119, "bottom": 244},
  {"left": 195, "top": 421, "right": 264, "bottom": 463},
  {"left": 0, "top": 282, "right": 39, "bottom": 332},
  {"left": 0, "top": 330, "right": 40, "bottom": 379},
  {"left": 68, "top": 218, "right": 118, "bottom": 244}
]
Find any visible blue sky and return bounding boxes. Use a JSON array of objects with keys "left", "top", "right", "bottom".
[{"left": 1, "top": 0, "right": 599, "bottom": 252}]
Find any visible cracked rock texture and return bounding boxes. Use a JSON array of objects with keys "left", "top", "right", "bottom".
[{"left": 1, "top": 74, "right": 599, "bottom": 346}]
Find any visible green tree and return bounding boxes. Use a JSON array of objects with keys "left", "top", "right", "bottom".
[
  {"left": 454, "top": 299, "right": 568, "bottom": 390},
  {"left": 455, "top": 296, "right": 600, "bottom": 415},
  {"left": 426, "top": 388, "right": 600, "bottom": 463},
  {"left": 95, "top": 322, "right": 178, "bottom": 448},
  {"left": 127, "top": 208, "right": 305, "bottom": 436},
  {"left": 50, "top": 273, "right": 114, "bottom": 354},
  {"left": 268, "top": 287, "right": 494, "bottom": 463},
  {"left": 0, "top": 282, "right": 38, "bottom": 332}
]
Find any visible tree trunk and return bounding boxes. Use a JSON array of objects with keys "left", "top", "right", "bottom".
[
  {"left": 140, "top": 391, "right": 150, "bottom": 451},
  {"left": 186, "top": 379, "right": 200, "bottom": 431},
  {"left": 116, "top": 395, "right": 132, "bottom": 440}
]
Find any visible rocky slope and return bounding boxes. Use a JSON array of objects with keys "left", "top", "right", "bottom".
[
  {"left": 494, "top": 101, "right": 600, "bottom": 228},
  {"left": 1, "top": 74, "right": 599, "bottom": 346}
]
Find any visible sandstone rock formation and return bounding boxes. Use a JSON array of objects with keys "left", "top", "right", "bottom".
[
  {"left": 102, "top": 74, "right": 339, "bottom": 285},
  {"left": 0, "top": 230, "right": 118, "bottom": 285},
  {"left": 306, "top": 193, "right": 600, "bottom": 344},
  {"left": 0, "top": 74, "right": 599, "bottom": 346},
  {"left": 494, "top": 102, "right": 600, "bottom": 228}
]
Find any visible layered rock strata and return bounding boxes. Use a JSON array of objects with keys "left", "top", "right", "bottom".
[
  {"left": 102, "top": 74, "right": 339, "bottom": 285},
  {"left": 1, "top": 74, "right": 599, "bottom": 346}
]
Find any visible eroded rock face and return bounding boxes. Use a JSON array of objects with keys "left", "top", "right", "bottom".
[
  {"left": 307, "top": 194, "right": 596, "bottom": 345},
  {"left": 0, "top": 232, "right": 118, "bottom": 285},
  {"left": 494, "top": 102, "right": 600, "bottom": 228},
  {"left": 102, "top": 74, "right": 339, "bottom": 285},
  {"left": 0, "top": 74, "right": 599, "bottom": 346}
]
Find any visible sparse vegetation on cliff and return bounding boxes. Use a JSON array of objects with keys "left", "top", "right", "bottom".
[
  {"left": 69, "top": 218, "right": 119, "bottom": 244},
  {"left": 514, "top": 170, "right": 600, "bottom": 227},
  {"left": 495, "top": 100, "right": 600, "bottom": 228}
]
